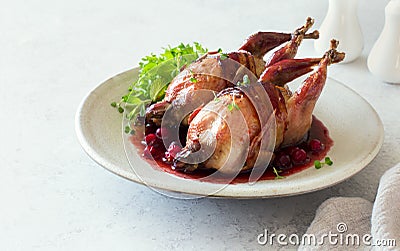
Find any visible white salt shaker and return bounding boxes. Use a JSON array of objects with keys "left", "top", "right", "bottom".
[
  {"left": 367, "top": 0, "right": 400, "bottom": 84},
  {"left": 314, "top": 0, "right": 363, "bottom": 63}
]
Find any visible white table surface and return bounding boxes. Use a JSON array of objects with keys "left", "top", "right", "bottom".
[{"left": 1, "top": 0, "right": 399, "bottom": 250}]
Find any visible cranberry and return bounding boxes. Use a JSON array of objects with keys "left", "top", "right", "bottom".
[
  {"left": 145, "top": 123, "right": 157, "bottom": 134},
  {"left": 144, "top": 133, "right": 157, "bottom": 146},
  {"left": 165, "top": 142, "right": 182, "bottom": 162},
  {"left": 279, "top": 154, "right": 292, "bottom": 167},
  {"left": 291, "top": 148, "right": 308, "bottom": 165},
  {"left": 156, "top": 127, "right": 169, "bottom": 139},
  {"left": 285, "top": 146, "right": 300, "bottom": 156},
  {"left": 274, "top": 154, "right": 292, "bottom": 170},
  {"left": 309, "top": 139, "right": 324, "bottom": 153}
]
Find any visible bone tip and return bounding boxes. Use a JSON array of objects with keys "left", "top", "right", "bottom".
[
  {"left": 330, "top": 39, "right": 339, "bottom": 50},
  {"left": 306, "top": 17, "right": 315, "bottom": 29},
  {"left": 326, "top": 39, "right": 346, "bottom": 64},
  {"left": 312, "top": 30, "right": 320, "bottom": 39}
]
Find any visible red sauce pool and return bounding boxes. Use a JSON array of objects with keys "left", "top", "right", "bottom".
[{"left": 129, "top": 116, "right": 333, "bottom": 184}]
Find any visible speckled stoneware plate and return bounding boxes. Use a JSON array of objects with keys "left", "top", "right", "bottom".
[{"left": 75, "top": 68, "right": 384, "bottom": 198}]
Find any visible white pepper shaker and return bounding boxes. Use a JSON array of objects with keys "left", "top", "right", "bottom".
[
  {"left": 314, "top": 0, "right": 363, "bottom": 63},
  {"left": 367, "top": 0, "right": 400, "bottom": 84}
]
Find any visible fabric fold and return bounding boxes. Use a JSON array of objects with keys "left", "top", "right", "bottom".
[
  {"left": 298, "top": 197, "right": 373, "bottom": 250},
  {"left": 371, "top": 162, "right": 400, "bottom": 250}
]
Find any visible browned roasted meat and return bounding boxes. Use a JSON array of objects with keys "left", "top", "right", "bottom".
[
  {"left": 145, "top": 18, "right": 318, "bottom": 126},
  {"left": 174, "top": 41, "right": 345, "bottom": 173}
]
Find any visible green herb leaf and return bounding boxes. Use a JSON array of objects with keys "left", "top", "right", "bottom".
[
  {"left": 111, "top": 102, "right": 117, "bottom": 107},
  {"left": 190, "top": 77, "right": 198, "bottom": 83},
  {"left": 114, "top": 42, "right": 208, "bottom": 121},
  {"left": 314, "top": 157, "right": 333, "bottom": 169},
  {"left": 227, "top": 101, "right": 240, "bottom": 111},
  {"left": 242, "top": 74, "right": 250, "bottom": 85},
  {"left": 325, "top": 157, "right": 333, "bottom": 166},
  {"left": 237, "top": 74, "right": 250, "bottom": 87},
  {"left": 124, "top": 126, "right": 131, "bottom": 134},
  {"left": 220, "top": 53, "right": 228, "bottom": 60},
  {"left": 273, "top": 167, "right": 285, "bottom": 179},
  {"left": 216, "top": 48, "right": 228, "bottom": 60},
  {"left": 149, "top": 78, "right": 168, "bottom": 101}
]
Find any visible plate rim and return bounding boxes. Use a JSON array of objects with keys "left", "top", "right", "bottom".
[{"left": 75, "top": 68, "right": 384, "bottom": 198}]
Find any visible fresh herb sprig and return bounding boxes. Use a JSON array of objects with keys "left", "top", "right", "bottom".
[
  {"left": 189, "top": 70, "right": 198, "bottom": 83},
  {"left": 273, "top": 167, "right": 285, "bottom": 179},
  {"left": 112, "top": 42, "right": 208, "bottom": 121},
  {"left": 314, "top": 157, "right": 333, "bottom": 169},
  {"left": 227, "top": 101, "right": 240, "bottom": 111},
  {"left": 236, "top": 74, "right": 250, "bottom": 87},
  {"left": 217, "top": 48, "right": 228, "bottom": 60}
]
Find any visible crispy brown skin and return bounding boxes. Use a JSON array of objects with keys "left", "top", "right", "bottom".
[{"left": 178, "top": 42, "right": 345, "bottom": 172}]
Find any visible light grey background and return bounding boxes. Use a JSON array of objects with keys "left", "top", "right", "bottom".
[{"left": 1, "top": 0, "right": 399, "bottom": 250}]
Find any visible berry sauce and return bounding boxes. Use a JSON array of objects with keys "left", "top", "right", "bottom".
[{"left": 129, "top": 116, "right": 333, "bottom": 184}]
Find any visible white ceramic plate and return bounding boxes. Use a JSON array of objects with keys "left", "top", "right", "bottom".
[{"left": 75, "top": 68, "right": 384, "bottom": 198}]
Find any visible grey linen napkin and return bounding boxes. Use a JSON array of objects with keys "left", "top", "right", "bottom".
[
  {"left": 298, "top": 197, "right": 373, "bottom": 250},
  {"left": 371, "top": 162, "right": 400, "bottom": 251},
  {"left": 299, "top": 163, "right": 400, "bottom": 250}
]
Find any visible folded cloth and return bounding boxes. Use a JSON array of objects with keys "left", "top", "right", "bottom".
[
  {"left": 299, "top": 162, "right": 400, "bottom": 250},
  {"left": 298, "top": 197, "right": 373, "bottom": 250},
  {"left": 371, "top": 162, "right": 400, "bottom": 251}
]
